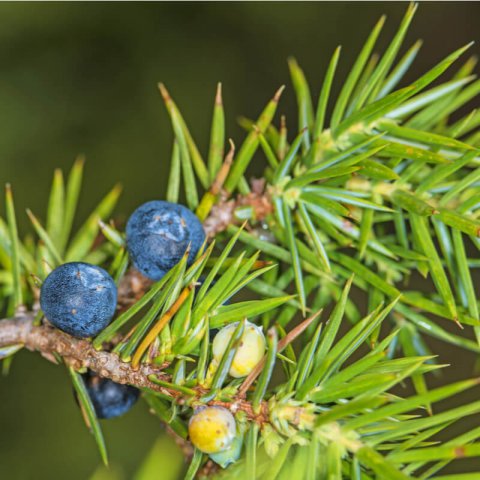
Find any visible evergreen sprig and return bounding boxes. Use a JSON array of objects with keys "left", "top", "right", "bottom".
[{"left": 1, "top": 3, "right": 480, "bottom": 479}]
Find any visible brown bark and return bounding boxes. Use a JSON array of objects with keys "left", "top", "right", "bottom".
[{"left": 202, "top": 179, "right": 273, "bottom": 238}]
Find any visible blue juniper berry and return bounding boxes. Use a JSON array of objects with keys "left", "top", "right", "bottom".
[
  {"left": 40, "top": 262, "right": 117, "bottom": 338},
  {"left": 126, "top": 200, "right": 205, "bottom": 281},
  {"left": 82, "top": 373, "right": 139, "bottom": 419}
]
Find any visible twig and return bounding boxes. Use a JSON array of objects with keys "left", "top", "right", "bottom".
[
  {"left": 202, "top": 179, "right": 274, "bottom": 238},
  {"left": 0, "top": 313, "right": 268, "bottom": 424}
]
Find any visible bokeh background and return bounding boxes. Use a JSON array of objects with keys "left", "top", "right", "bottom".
[{"left": 1, "top": 3, "right": 480, "bottom": 479}]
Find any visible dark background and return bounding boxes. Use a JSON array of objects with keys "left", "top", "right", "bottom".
[{"left": 1, "top": 3, "right": 480, "bottom": 479}]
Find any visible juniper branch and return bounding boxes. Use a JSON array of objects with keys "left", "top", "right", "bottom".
[
  {"left": 0, "top": 313, "right": 170, "bottom": 386},
  {"left": 4, "top": 8, "right": 480, "bottom": 476},
  {"left": 0, "top": 313, "right": 270, "bottom": 424}
]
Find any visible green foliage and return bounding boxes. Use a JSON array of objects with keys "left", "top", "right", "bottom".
[
  {"left": 2, "top": 4, "right": 480, "bottom": 479},
  {"left": 69, "top": 366, "right": 109, "bottom": 466}
]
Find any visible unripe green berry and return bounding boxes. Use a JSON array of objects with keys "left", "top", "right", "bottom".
[
  {"left": 212, "top": 321, "right": 266, "bottom": 378},
  {"left": 188, "top": 406, "right": 236, "bottom": 454}
]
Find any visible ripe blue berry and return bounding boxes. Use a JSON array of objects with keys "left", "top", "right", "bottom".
[
  {"left": 188, "top": 406, "right": 236, "bottom": 454},
  {"left": 40, "top": 262, "right": 117, "bottom": 338},
  {"left": 83, "top": 373, "right": 139, "bottom": 419},
  {"left": 126, "top": 201, "right": 205, "bottom": 281}
]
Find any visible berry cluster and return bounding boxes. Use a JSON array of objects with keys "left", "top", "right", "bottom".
[{"left": 39, "top": 200, "right": 265, "bottom": 460}]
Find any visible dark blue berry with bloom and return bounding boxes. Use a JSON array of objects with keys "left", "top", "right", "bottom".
[
  {"left": 40, "top": 262, "right": 117, "bottom": 338},
  {"left": 126, "top": 200, "right": 205, "bottom": 280},
  {"left": 83, "top": 373, "right": 139, "bottom": 419}
]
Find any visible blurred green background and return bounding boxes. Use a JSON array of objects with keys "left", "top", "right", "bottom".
[{"left": 1, "top": 3, "right": 480, "bottom": 479}]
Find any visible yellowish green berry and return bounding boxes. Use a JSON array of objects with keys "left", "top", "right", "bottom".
[
  {"left": 212, "top": 321, "right": 266, "bottom": 378},
  {"left": 188, "top": 406, "right": 236, "bottom": 454}
]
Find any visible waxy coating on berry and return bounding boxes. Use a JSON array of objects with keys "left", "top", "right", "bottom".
[
  {"left": 212, "top": 321, "right": 266, "bottom": 378},
  {"left": 188, "top": 406, "right": 236, "bottom": 454},
  {"left": 126, "top": 200, "right": 205, "bottom": 281},
  {"left": 40, "top": 262, "right": 117, "bottom": 338},
  {"left": 209, "top": 432, "right": 244, "bottom": 468},
  {"left": 82, "top": 373, "right": 140, "bottom": 419}
]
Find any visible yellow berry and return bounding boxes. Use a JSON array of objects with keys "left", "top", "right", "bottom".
[
  {"left": 212, "top": 321, "right": 266, "bottom": 378},
  {"left": 188, "top": 406, "right": 236, "bottom": 454}
]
